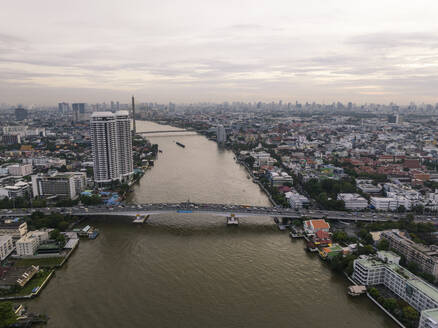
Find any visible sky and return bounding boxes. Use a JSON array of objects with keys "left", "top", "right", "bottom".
[{"left": 1, "top": 0, "right": 438, "bottom": 106}]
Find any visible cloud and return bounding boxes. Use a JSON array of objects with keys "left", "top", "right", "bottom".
[{"left": 347, "top": 32, "right": 438, "bottom": 49}]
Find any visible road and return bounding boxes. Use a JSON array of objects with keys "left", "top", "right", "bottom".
[{"left": 1, "top": 203, "right": 436, "bottom": 223}]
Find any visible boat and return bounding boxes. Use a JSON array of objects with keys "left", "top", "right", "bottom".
[
  {"left": 89, "top": 229, "right": 100, "bottom": 239},
  {"left": 133, "top": 214, "right": 150, "bottom": 224},
  {"left": 289, "top": 227, "right": 304, "bottom": 238},
  {"left": 176, "top": 141, "right": 185, "bottom": 148}
]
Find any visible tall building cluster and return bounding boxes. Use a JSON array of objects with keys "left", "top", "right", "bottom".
[{"left": 90, "top": 111, "right": 134, "bottom": 185}]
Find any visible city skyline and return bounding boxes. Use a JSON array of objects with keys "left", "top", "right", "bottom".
[{"left": 1, "top": 0, "right": 438, "bottom": 105}]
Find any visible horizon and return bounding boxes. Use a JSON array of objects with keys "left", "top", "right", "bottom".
[{"left": 1, "top": 0, "right": 438, "bottom": 105}]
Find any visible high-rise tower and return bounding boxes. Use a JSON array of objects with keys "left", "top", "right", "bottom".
[
  {"left": 131, "top": 96, "right": 136, "bottom": 135},
  {"left": 90, "top": 111, "right": 134, "bottom": 185},
  {"left": 115, "top": 110, "right": 134, "bottom": 179},
  {"left": 216, "top": 125, "right": 227, "bottom": 144}
]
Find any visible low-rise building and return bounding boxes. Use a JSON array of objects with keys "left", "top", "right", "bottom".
[
  {"left": 303, "top": 219, "right": 330, "bottom": 236},
  {"left": 7, "top": 164, "right": 32, "bottom": 177},
  {"left": 288, "top": 192, "right": 310, "bottom": 209},
  {"left": 337, "top": 193, "right": 368, "bottom": 210},
  {"left": 382, "top": 231, "right": 438, "bottom": 280},
  {"left": 0, "top": 181, "right": 32, "bottom": 200},
  {"left": 353, "top": 251, "right": 438, "bottom": 316},
  {"left": 0, "top": 219, "right": 28, "bottom": 240},
  {"left": 0, "top": 236, "right": 14, "bottom": 261},
  {"left": 370, "top": 196, "right": 411, "bottom": 211},
  {"left": 268, "top": 171, "right": 293, "bottom": 187},
  {"left": 15, "top": 230, "right": 49, "bottom": 256},
  {"left": 32, "top": 171, "right": 83, "bottom": 200}
]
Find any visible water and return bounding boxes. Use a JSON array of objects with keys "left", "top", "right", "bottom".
[{"left": 27, "top": 121, "right": 396, "bottom": 328}]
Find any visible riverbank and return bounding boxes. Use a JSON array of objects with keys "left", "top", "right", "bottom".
[
  {"left": 24, "top": 119, "right": 395, "bottom": 328},
  {"left": 0, "top": 269, "right": 55, "bottom": 301}
]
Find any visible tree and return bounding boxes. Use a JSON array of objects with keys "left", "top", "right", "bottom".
[
  {"left": 243, "top": 156, "right": 255, "bottom": 168},
  {"left": 80, "top": 194, "right": 103, "bottom": 206},
  {"left": 358, "top": 229, "right": 374, "bottom": 244},
  {"left": 359, "top": 244, "right": 375, "bottom": 255},
  {"left": 377, "top": 239, "right": 389, "bottom": 251},
  {"left": 0, "top": 302, "right": 17, "bottom": 328},
  {"left": 402, "top": 306, "right": 419, "bottom": 321},
  {"left": 50, "top": 229, "right": 66, "bottom": 246},
  {"left": 333, "top": 230, "right": 348, "bottom": 243},
  {"left": 368, "top": 287, "right": 380, "bottom": 299},
  {"left": 383, "top": 298, "right": 398, "bottom": 313}
]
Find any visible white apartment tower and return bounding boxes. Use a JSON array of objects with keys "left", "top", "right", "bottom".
[
  {"left": 216, "top": 125, "right": 227, "bottom": 144},
  {"left": 115, "top": 111, "right": 134, "bottom": 179},
  {"left": 91, "top": 111, "right": 133, "bottom": 185}
]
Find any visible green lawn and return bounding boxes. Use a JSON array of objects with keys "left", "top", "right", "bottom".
[
  {"left": 12, "top": 270, "right": 53, "bottom": 297},
  {"left": 14, "top": 257, "right": 65, "bottom": 268}
]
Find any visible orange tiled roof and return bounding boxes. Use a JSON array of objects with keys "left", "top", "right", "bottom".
[{"left": 311, "top": 219, "right": 330, "bottom": 230}]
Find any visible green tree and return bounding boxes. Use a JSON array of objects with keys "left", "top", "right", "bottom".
[
  {"left": 383, "top": 298, "right": 398, "bottom": 313},
  {"left": 358, "top": 244, "right": 375, "bottom": 255},
  {"left": 368, "top": 287, "right": 380, "bottom": 299},
  {"left": 402, "top": 306, "right": 419, "bottom": 321},
  {"left": 80, "top": 195, "right": 103, "bottom": 206},
  {"left": 377, "top": 239, "right": 389, "bottom": 251},
  {"left": 358, "top": 229, "right": 374, "bottom": 244},
  {"left": 332, "top": 230, "right": 348, "bottom": 243},
  {"left": 0, "top": 302, "right": 17, "bottom": 328},
  {"left": 244, "top": 156, "right": 255, "bottom": 168},
  {"left": 50, "top": 229, "right": 66, "bottom": 246}
]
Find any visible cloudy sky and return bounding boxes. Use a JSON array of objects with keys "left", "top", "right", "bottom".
[{"left": 1, "top": 0, "right": 438, "bottom": 105}]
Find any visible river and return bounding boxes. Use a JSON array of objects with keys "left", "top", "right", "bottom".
[{"left": 27, "top": 120, "right": 396, "bottom": 328}]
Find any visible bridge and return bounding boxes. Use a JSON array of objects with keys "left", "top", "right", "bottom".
[
  {"left": 1, "top": 202, "right": 435, "bottom": 223},
  {"left": 137, "top": 129, "right": 191, "bottom": 134}
]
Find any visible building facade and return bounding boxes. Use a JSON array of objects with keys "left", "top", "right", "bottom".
[
  {"left": 0, "top": 236, "right": 14, "bottom": 261},
  {"left": 32, "top": 172, "right": 79, "bottom": 200},
  {"left": 90, "top": 111, "right": 133, "bottom": 185},
  {"left": 15, "top": 230, "right": 49, "bottom": 256},
  {"left": 337, "top": 193, "right": 368, "bottom": 210},
  {"left": 7, "top": 164, "right": 32, "bottom": 177},
  {"left": 0, "top": 219, "right": 28, "bottom": 240},
  {"left": 382, "top": 231, "right": 438, "bottom": 280},
  {"left": 353, "top": 252, "right": 438, "bottom": 320},
  {"left": 216, "top": 125, "right": 227, "bottom": 144},
  {"left": 115, "top": 111, "right": 134, "bottom": 179}
]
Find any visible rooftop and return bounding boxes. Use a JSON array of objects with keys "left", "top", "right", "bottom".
[
  {"left": 408, "top": 279, "right": 438, "bottom": 302},
  {"left": 422, "top": 308, "right": 438, "bottom": 323}
]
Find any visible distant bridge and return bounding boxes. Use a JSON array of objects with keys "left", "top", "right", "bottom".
[
  {"left": 137, "top": 129, "right": 191, "bottom": 134},
  {"left": 2, "top": 202, "right": 434, "bottom": 223}
]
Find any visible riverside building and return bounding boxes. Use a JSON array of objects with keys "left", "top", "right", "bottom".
[
  {"left": 352, "top": 251, "right": 438, "bottom": 328},
  {"left": 216, "top": 125, "right": 227, "bottom": 144},
  {"left": 381, "top": 231, "right": 438, "bottom": 280},
  {"left": 90, "top": 111, "right": 134, "bottom": 185},
  {"left": 31, "top": 172, "right": 85, "bottom": 200}
]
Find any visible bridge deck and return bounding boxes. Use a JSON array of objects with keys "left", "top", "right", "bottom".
[{"left": 2, "top": 202, "right": 434, "bottom": 223}]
